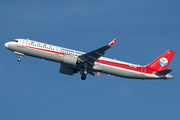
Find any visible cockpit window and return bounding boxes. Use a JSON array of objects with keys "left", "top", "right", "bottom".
[{"left": 13, "top": 40, "right": 18, "bottom": 42}]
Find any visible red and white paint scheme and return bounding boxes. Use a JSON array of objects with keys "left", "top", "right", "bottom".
[{"left": 4, "top": 38, "right": 175, "bottom": 80}]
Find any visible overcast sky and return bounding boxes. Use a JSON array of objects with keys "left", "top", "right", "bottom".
[{"left": 0, "top": 0, "right": 180, "bottom": 120}]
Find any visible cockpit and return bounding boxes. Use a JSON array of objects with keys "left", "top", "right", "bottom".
[{"left": 13, "top": 40, "right": 18, "bottom": 42}]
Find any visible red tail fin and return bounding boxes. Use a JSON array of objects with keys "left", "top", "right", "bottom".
[{"left": 146, "top": 50, "right": 175, "bottom": 72}]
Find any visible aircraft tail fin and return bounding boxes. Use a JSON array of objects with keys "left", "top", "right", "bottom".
[{"left": 146, "top": 50, "right": 175, "bottom": 72}]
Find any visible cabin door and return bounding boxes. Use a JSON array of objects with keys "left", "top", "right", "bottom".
[
  {"left": 141, "top": 67, "right": 146, "bottom": 75},
  {"left": 22, "top": 39, "right": 28, "bottom": 46}
]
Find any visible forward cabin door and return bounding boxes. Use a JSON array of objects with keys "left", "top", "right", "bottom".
[
  {"left": 22, "top": 39, "right": 28, "bottom": 47},
  {"left": 22, "top": 39, "right": 30, "bottom": 55}
]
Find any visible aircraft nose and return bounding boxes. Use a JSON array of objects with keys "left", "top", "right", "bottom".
[{"left": 4, "top": 43, "right": 8, "bottom": 48}]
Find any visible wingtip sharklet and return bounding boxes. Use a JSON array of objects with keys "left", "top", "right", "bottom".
[{"left": 109, "top": 38, "right": 118, "bottom": 46}]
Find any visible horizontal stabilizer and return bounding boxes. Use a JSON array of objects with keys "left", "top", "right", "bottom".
[{"left": 154, "top": 69, "right": 172, "bottom": 75}]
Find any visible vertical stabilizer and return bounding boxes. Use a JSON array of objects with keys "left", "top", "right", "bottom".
[{"left": 146, "top": 50, "right": 175, "bottom": 72}]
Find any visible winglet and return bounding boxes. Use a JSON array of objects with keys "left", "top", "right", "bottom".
[{"left": 109, "top": 38, "right": 118, "bottom": 46}]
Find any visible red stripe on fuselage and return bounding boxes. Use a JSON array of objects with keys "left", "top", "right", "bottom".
[
  {"left": 25, "top": 45, "right": 65, "bottom": 55},
  {"left": 96, "top": 60, "right": 153, "bottom": 74},
  {"left": 17, "top": 44, "right": 153, "bottom": 74}
]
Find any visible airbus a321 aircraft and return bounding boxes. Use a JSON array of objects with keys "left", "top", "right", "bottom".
[{"left": 4, "top": 38, "right": 175, "bottom": 80}]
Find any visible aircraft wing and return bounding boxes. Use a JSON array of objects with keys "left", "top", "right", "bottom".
[{"left": 78, "top": 38, "right": 118, "bottom": 66}]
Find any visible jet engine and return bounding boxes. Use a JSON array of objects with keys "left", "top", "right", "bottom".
[{"left": 59, "top": 63, "right": 75, "bottom": 75}]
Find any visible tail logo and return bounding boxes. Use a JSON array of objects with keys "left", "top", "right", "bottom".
[{"left": 159, "top": 57, "right": 168, "bottom": 67}]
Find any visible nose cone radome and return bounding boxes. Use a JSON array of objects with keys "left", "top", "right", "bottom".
[{"left": 4, "top": 43, "right": 8, "bottom": 48}]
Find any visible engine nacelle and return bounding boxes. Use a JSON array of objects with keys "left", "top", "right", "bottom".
[
  {"left": 59, "top": 63, "right": 74, "bottom": 75},
  {"left": 62, "top": 54, "right": 78, "bottom": 66}
]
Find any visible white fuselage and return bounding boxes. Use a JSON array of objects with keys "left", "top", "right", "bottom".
[{"left": 5, "top": 39, "right": 173, "bottom": 79}]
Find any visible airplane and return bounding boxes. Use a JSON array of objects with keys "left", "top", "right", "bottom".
[{"left": 4, "top": 38, "right": 175, "bottom": 80}]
